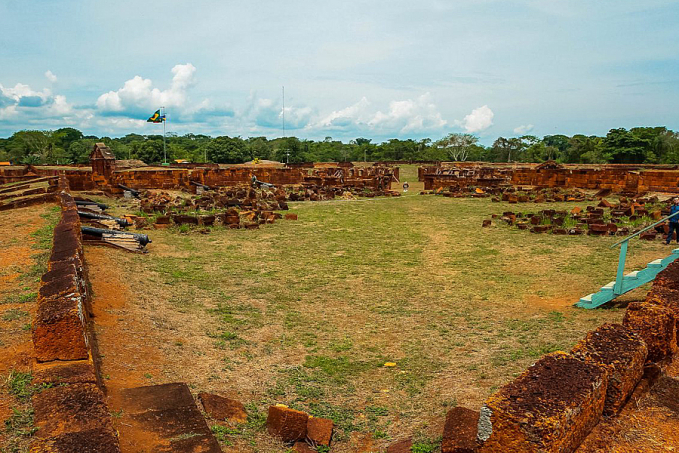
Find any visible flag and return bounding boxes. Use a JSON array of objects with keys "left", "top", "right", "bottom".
[{"left": 147, "top": 110, "right": 165, "bottom": 123}]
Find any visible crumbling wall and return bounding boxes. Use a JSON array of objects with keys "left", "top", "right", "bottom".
[
  {"left": 195, "top": 167, "right": 305, "bottom": 187},
  {"left": 463, "top": 259, "right": 679, "bottom": 453},
  {"left": 113, "top": 168, "right": 191, "bottom": 190},
  {"left": 30, "top": 175, "right": 122, "bottom": 451},
  {"left": 421, "top": 163, "right": 679, "bottom": 193}
]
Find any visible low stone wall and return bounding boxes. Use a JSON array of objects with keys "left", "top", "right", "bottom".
[
  {"left": 421, "top": 163, "right": 679, "bottom": 193},
  {"left": 1, "top": 163, "right": 395, "bottom": 192},
  {"left": 447, "top": 259, "right": 679, "bottom": 453},
  {"left": 30, "top": 175, "right": 121, "bottom": 451}
]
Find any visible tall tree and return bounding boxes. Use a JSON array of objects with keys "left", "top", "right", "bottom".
[
  {"left": 205, "top": 136, "right": 249, "bottom": 164},
  {"left": 435, "top": 133, "right": 478, "bottom": 161}
]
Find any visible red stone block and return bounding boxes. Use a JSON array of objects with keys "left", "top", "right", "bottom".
[
  {"left": 387, "top": 438, "right": 413, "bottom": 453},
  {"left": 623, "top": 302, "right": 677, "bottom": 362},
  {"left": 266, "top": 406, "right": 308, "bottom": 442},
  {"left": 478, "top": 352, "right": 608, "bottom": 453},
  {"left": 33, "top": 292, "right": 89, "bottom": 363},
  {"left": 530, "top": 225, "right": 551, "bottom": 233},
  {"left": 292, "top": 441, "right": 315, "bottom": 453},
  {"left": 571, "top": 323, "right": 647, "bottom": 415},
  {"left": 30, "top": 426, "right": 121, "bottom": 453},
  {"left": 33, "top": 384, "right": 114, "bottom": 439},
  {"left": 306, "top": 416, "right": 333, "bottom": 446},
  {"left": 199, "top": 393, "right": 247, "bottom": 423},
  {"left": 441, "top": 407, "right": 480, "bottom": 453},
  {"left": 33, "top": 360, "right": 97, "bottom": 387}
]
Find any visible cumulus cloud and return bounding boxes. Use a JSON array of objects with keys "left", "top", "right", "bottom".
[
  {"left": 96, "top": 63, "right": 197, "bottom": 114},
  {"left": 317, "top": 97, "right": 372, "bottom": 128},
  {"left": 458, "top": 105, "right": 494, "bottom": 133},
  {"left": 247, "top": 96, "right": 313, "bottom": 130},
  {"left": 0, "top": 81, "right": 77, "bottom": 128},
  {"left": 513, "top": 124, "right": 534, "bottom": 135},
  {"left": 312, "top": 93, "right": 447, "bottom": 135},
  {"left": 44, "top": 70, "right": 57, "bottom": 83},
  {"left": 369, "top": 93, "right": 447, "bottom": 133}
]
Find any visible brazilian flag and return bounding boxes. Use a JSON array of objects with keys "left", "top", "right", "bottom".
[{"left": 147, "top": 110, "right": 165, "bottom": 123}]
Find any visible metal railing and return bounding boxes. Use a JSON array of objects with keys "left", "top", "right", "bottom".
[{"left": 609, "top": 210, "right": 679, "bottom": 295}]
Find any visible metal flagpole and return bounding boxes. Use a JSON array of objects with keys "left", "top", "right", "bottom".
[
  {"left": 162, "top": 106, "right": 166, "bottom": 164},
  {"left": 282, "top": 86, "right": 285, "bottom": 137}
]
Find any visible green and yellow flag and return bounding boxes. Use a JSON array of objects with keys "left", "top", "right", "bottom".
[{"left": 147, "top": 110, "right": 165, "bottom": 123}]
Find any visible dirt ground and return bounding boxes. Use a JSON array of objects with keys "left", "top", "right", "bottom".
[
  {"left": 577, "top": 357, "right": 679, "bottom": 452},
  {"left": 0, "top": 204, "right": 56, "bottom": 452}
]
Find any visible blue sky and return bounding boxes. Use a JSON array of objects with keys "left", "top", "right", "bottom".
[{"left": 0, "top": 0, "right": 677, "bottom": 144}]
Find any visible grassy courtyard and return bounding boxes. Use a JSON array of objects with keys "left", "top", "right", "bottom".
[{"left": 91, "top": 166, "right": 670, "bottom": 451}]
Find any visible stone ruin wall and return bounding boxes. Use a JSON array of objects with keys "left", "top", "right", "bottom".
[
  {"left": 0, "top": 162, "right": 395, "bottom": 193},
  {"left": 460, "top": 258, "right": 679, "bottom": 453},
  {"left": 421, "top": 162, "right": 679, "bottom": 193},
  {"left": 29, "top": 175, "right": 122, "bottom": 451}
]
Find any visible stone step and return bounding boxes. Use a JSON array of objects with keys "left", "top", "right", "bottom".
[{"left": 108, "top": 383, "right": 221, "bottom": 453}]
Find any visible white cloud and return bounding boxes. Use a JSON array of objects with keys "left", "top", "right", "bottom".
[
  {"left": 96, "top": 63, "right": 197, "bottom": 113},
  {"left": 317, "top": 97, "right": 371, "bottom": 128},
  {"left": 458, "top": 105, "right": 494, "bottom": 133},
  {"left": 369, "top": 93, "right": 447, "bottom": 133},
  {"left": 44, "top": 70, "right": 57, "bottom": 83},
  {"left": 513, "top": 124, "right": 534, "bottom": 135},
  {"left": 1, "top": 82, "right": 52, "bottom": 106},
  {"left": 311, "top": 93, "right": 447, "bottom": 135},
  {"left": 0, "top": 80, "right": 80, "bottom": 129},
  {"left": 245, "top": 96, "right": 313, "bottom": 130}
]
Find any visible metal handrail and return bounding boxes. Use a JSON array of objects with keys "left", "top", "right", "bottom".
[
  {"left": 608, "top": 208, "right": 679, "bottom": 295},
  {"left": 610, "top": 211, "right": 679, "bottom": 248}
]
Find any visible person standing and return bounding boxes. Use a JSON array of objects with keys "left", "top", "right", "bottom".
[
  {"left": 402, "top": 181, "right": 409, "bottom": 193},
  {"left": 667, "top": 198, "right": 679, "bottom": 244}
]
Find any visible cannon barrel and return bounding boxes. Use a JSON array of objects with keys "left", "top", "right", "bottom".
[
  {"left": 75, "top": 200, "right": 109, "bottom": 210},
  {"left": 118, "top": 184, "right": 140, "bottom": 197},
  {"left": 81, "top": 226, "right": 151, "bottom": 247},
  {"left": 251, "top": 175, "right": 275, "bottom": 189},
  {"left": 78, "top": 210, "right": 131, "bottom": 227},
  {"left": 190, "top": 180, "right": 212, "bottom": 190}
]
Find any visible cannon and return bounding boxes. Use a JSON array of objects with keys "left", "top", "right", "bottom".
[
  {"left": 81, "top": 226, "right": 151, "bottom": 247},
  {"left": 78, "top": 211, "right": 131, "bottom": 227},
  {"left": 251, "top": 175, "right": 275, "bottom": 189},
  {"left": 190, "top": 180, "right": 212, "bottom": 191},
  {"left": 118, "top": 184, "right": 140, "bottom": 198},
  {"left": 75, "top": 200, "right": 109, "bottom": 210}
]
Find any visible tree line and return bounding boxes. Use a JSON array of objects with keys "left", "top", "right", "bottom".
[{"left": 1, "top": 126, "right": 678, "bottom": 166}]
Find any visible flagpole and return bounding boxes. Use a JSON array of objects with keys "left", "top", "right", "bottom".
[{"left": 162, "top": 106, "right": 166, "bottom": 164}]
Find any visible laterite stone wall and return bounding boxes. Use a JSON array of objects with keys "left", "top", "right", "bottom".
[{"left": 30, "top": 175, "right": 121, "bottom": 452}]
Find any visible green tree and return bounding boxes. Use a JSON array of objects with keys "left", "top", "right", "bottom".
[
  {"left": 272, "top": 137, "right": 303, "bottom": 163},
  {"left": 205, "top": 136, "right": 249, "bottom": 164},
  {"left": 491, "top": 137, "right": 523, "bottom": 162},
  {"left": 53, "top": 127, "right": 84, "bottom": 153},
  {"left": 434, "top": 133, "right": 478, "bottom": 161},
  {"left": 7, "top": 130, "right": 53, "bottom": 164},
  {"left": 131, "top": 140, "right": 167, "bottom": 164},
  {"left": 68, "top": 139, "right": 97, "bottom": 164}
]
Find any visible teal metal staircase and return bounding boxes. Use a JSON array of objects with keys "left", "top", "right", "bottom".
[{"left": 576, "top": 211, "right": 679, "bottom": 309}]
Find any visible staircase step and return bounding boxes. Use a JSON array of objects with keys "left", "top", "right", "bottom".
[
  {"left": 578, "top": 253, "right": 679, "bottom": 309},
  {"left": 600, "top": 282, "right": 615, "bottom": 291}
]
